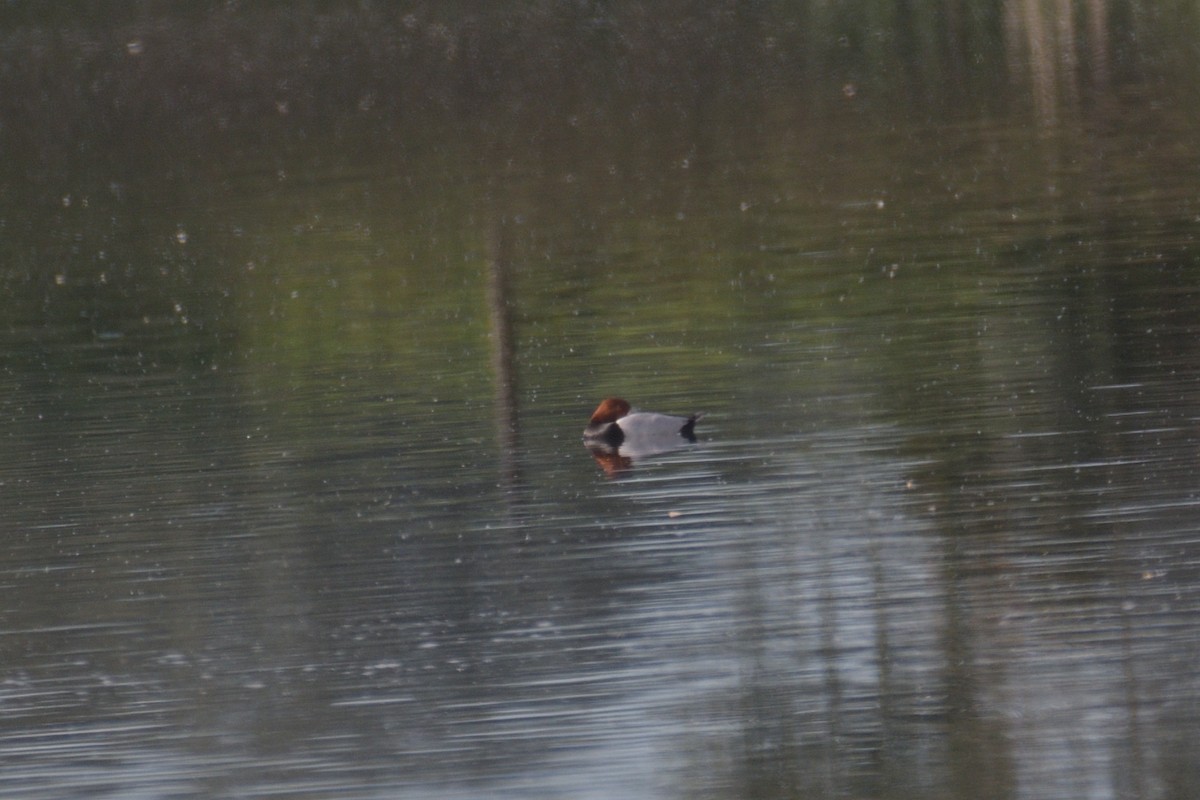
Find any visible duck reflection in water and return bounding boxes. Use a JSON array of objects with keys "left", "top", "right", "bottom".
[{"left": 583, "top": 397, "right": 703, "bottom": 476}]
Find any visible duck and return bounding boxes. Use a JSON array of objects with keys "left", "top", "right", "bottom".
[{"left": 583, "top": 397, "right": 702, "bottom": 453}]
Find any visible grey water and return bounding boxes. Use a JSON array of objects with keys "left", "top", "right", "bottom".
[{"left": 2, "top": 4, "right": 1199, "bottom": 799}]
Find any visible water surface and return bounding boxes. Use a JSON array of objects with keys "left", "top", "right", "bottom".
[{"left": 2, "top": 4, "right": 1200, "bottom": 799}]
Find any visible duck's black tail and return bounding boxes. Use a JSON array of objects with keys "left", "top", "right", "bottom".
[{"left": 680, "top": 413, "right": 704, "bottom": 441}]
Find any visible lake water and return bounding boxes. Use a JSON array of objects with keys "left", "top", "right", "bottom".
[{"left": 2, "top": 5, "right": 1200, "bottom": 799}]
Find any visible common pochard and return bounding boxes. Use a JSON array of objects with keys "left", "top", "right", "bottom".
[{"left": 583, "top": 397, "right": 702, "bottom": 456}]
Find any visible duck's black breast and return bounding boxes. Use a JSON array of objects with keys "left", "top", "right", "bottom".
[{"left": 584, "top": 421, "right": 624, "bottom": 447}]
